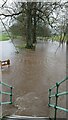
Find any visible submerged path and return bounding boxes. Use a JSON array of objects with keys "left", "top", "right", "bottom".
[
  {"left": 2, "top": 115, "right": 49, "bottom": 120},
  {"left": 0, "top": 40, "right": 66, "bottom": 118}
]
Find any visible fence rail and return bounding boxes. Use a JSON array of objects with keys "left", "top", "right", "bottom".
[
  {"left": 48, "top": 77, "right": 68, "bottom": 120},
  {"left": 0, "top": 81, "right": 13, "bottom": 105}
]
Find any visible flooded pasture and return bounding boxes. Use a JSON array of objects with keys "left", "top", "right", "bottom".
[{"left": 0, "top": 40, "right": 66, "bottom": 118}]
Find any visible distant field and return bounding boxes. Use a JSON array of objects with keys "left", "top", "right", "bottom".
[
  {"left": 0, "top": 34, "right": 10, "bottom": 41},
  {"left": 0, "top": 34, "right": 67, "bottom": 42}
]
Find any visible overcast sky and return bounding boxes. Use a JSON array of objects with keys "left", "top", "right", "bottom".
[
  {"left": 0, "top": 0, "right": 67, "bottom": 8},
  {"left": 0, "top": 0, "right": 67, "bottom": 6}
]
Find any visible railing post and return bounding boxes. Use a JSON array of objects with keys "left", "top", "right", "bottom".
[
  {"left": 10, "top": 87, "right": 12, "bottom": 104},
  {"left": 48, "top": 89, "right": 51, "bottom": 106},
  {"left": 48, "top": 89, "right": 53, "bottom": 120},
  {"left": 54, "top": 82, "right": 59, "bottom": 120},
  {"left": 48, "top": 77, "right": 68, "bottom": 120}
]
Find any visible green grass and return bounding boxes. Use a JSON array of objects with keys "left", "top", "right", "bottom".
[
  {"left": 50, "top": 35, "right": 68, "bottom": 42},
  {"left": 0, "top": 34, "right": 10, "bottom": 41},
  {"left": 51, "top": 35, "right": 60, "bottom": 41},
  {"left": 37, "top": 36, "right": 62, "bottom": 41},
  {"left": 0, "top": 34, "right": 67, "bottom": 42}
]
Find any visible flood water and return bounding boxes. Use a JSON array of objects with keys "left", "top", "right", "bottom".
[{"left": 0, "top": 40, "right": 66, "bottom": 118}]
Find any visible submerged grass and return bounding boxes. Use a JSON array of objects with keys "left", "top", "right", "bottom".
[{"left": 15, "top": 44, "right": 26, "bottom": 49}]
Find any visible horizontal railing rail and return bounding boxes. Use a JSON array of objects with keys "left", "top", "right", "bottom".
[
  {"left": 0, "top": 81, "right": 13, "bottom": 105},
  {"left": 48, "top": 77, "right": 68, "bottom": 120},
  {"left": 0, "top": 81, "right": 12, "bottom": 88}
]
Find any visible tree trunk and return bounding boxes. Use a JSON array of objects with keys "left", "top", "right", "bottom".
[
  {"left": 33, "top": 3, "right": 36, "bottom": 44},
  {"left": 26, "top": 2, "right": 33, "bottom": 49}
]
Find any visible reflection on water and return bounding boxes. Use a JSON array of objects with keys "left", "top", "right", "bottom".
[{"left": 0, "top": 40, "right": 66, "bottom": 118}]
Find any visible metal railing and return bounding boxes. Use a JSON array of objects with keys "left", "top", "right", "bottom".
[
  {"left": 48, "top": 77, "right": 68, "bottom": 120},
  {"left": 0, "top": 81, "right": 13, "bottom": 105}
]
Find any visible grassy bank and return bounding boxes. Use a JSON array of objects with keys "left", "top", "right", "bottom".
[
  {"left": 49, "top": 35, "right": 68, "bottom": 42},
  {"left": 0, "top": 34, "right": 67, "bottom": 42},
  {"left": 0, "top": 34, "right": 10, "bottom": 41}
]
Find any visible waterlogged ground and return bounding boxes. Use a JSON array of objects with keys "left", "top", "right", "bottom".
[{"left": 0, "top": 40, "right": 66, "bottom": 118}]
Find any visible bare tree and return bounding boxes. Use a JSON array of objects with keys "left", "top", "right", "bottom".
[{"left": 0, "top": 0, "right": 68, "bottom": 49}]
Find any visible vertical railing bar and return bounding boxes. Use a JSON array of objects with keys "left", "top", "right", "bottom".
[
  {"left": 48, "top": 89, "right": 51, "bottom": 106},
  {"left": 54, "top": 82, "right": 59, "bottom": 120},
  {"left": 10, "top": 87, "right": 12, "bottom": 104}
]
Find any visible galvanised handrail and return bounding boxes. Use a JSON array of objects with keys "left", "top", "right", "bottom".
[
  {"left": 48, "top": 77, "right": 68, "bottom": 120},
  {"left": 0, "top": 81, "right": 13, "bottom": 105}
]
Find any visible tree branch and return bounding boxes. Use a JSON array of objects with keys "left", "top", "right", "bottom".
[
  {"left": 0, "top": 11, "right": 22, "bottom": 17},
  {"left": 2, "top": 0, "right": 8, "bottom": 7}
]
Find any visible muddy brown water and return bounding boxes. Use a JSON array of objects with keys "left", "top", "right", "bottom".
[{"left": 0, "top": 40, "right": 66, "bottom": 118}]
